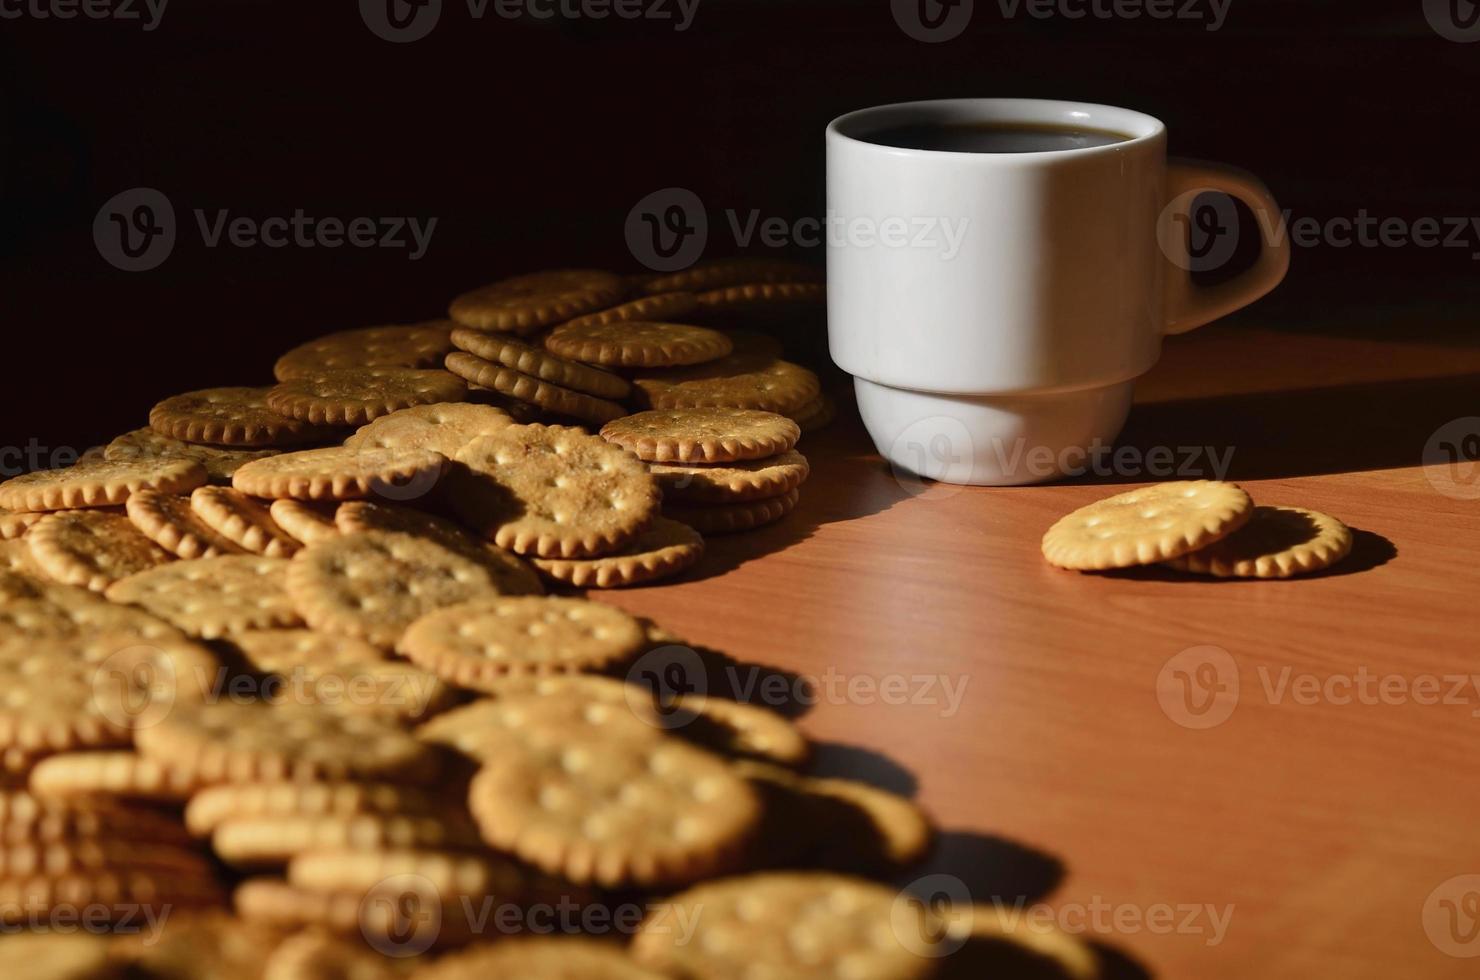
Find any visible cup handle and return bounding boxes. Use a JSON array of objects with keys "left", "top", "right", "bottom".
[{"left": 1161, "top": 159, "right": 1290, "bottom": 336}]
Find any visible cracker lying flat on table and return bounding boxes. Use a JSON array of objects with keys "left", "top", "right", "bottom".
[
  {"left": 266, "top": 368, "right": 467, "bottom": 427},
  {"left": 226, "top": 628, "right": 450, "bottom": 721},
  {"left": 269, "top": 499, "right": 340, "bottom": 544},
  {"left": 105, "top": 427, "right": 280, "bottom": 481},
  {"left": 0, "top": 580, "right": 187, "bottom": 646},
  {"left": 397, "top": 596, "right": 647, "bottom": 686},
  {"left": 232, "top": 447, "right": 446, "bottom": 502},
  {"left": 334, "top": 500, "right": 542, "bottom": 595},
  {"left": 444, "top": 353, "right": 626, "bottom": 427},
  {"left": 601, "top": 409, "right": 800, "bottom": 463},
  {"left": 450, "top": 424, "right": 660, "bottom": 558},
  {"left": 449, "top": 269, "right": 625, "bottom": 334},
  {"left": 186, "top": 780, "right": 440, "bottom": 836},
  {"left": 530, "top": 517, "right": 704, "bottom": 589},
  {"left": 28, "top": 509, "right": 175, "bottom": 591},
  {"left": 631, "top": 352, "right": 820, "bottom": 415},
  {"left": 273, "top": 322, "right": 456, "bottom": 382},
  {"left": 342, "top": 402, "right": 514, "bottom": 456},
  {"left": 126, "top": 488, "right": 245, "bottom": 559},
  {"left": 1163, "top": 504, "right": 1353, "bottom": 578},
  {"left": 450, "top": 327, "right": 630, "bottom": 400},
  {"left": 106, "top": 555, "right": 303, "bottom": 639},
  {"left": 413, "top": 938, "right": 667, "bottom": 980},
  {"left": 665, "top": 487, "right": 800, "bottom": 535},
  {"left": 213, "top": 811, "right": 479, "bottom": 866},
  {"left": 0, "top": 508, "right": 43, "bottom": 539},
  {"left": 544, "top": 320, "right": 733, "bottom": 368},
  {"left": 189, "top": 486, "right": 300, "bottom": 557},
  {"left": 1041, "top": 480, "right": 1255, "bottom": 571},
  {"left": 286, "top": 530, "right": 505, "bottom": 648},
  {"left": 134, "top": 700, "right": 437, "bottom": 784},
  {"left": 287, "top": 847, "right": 527, "bottom": 900},
  {"left": 632, "top": 872, "right": 939, "bottom": 979},
  {"left": 468, "top": 726, "right": 759, "bottom": 887},
  {"left": 649, "top": 450, "right": 810, "bottom": 503},
  {"left": 150, "top": 387, "right": 340, "bottom": 447},
  {"left": 0, "top": 458, "right": 207, "bottom": 513}
]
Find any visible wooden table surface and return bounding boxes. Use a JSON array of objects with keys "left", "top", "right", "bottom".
[{"left": 597, "top": 316, "right": 1480, "bottom": 979}]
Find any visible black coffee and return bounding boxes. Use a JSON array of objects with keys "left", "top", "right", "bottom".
[{"left": 857, "top": 120, "right": 1134, "bottom": 153}]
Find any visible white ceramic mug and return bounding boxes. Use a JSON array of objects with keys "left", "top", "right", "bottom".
[{"left": 826, "top": 98, "right": 1289, "bottom": 486}]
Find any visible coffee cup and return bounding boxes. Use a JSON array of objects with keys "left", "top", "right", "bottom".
[{"left": 826, "top": 98, "right": 1288, "bottom": 486}]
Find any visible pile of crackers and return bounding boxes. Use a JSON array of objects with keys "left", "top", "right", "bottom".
[{"left": 0, "top": 263, "right": 1102, "bottom": 975}]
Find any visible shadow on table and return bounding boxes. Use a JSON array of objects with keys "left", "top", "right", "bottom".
[
  {"left": 1102, "top": 527, "right": 1397, "bottom": 583},
  {"left": 1094, "top": 371, "right": 1480, "bottom": 484}
]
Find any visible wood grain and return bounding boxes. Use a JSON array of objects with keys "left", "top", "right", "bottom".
[{"left": 597, "top": 321, "right": 1480, "bottom": 979}]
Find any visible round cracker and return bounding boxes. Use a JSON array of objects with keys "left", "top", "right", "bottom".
[
  {"left": 27, "top": 750, "right": 204, "bottom": 803},
  {"left": 273, "top": 321, "right": 456, "bottom": 382},
  {"left": 105, "top": 427, "right": 280, "bottom": 481},
  {"left": 213, "top": 811, "right": 479, "bottom": 867},
  {"left": 269, "top": 499, "right": 340, "bottom": 544},
  {"left": 804, "top": 777, "right": 934, "bottom": 871},
  {"left": 414, "top": 681, "right": 664, "bottom": 760},
  {"left": 789, "top": 391, "right": 836, "bottom": 434},
  {"left": 0, "top": 581, "right": 186, "bottom": 646},
  {"left": 530, "top": 517, "right": 704, "bottom": 589},
  {"left": 190, "top": 486, "right": 301, "bottom": 557},
  {"left": 0, "top": 507, "right": 43, "bottom": 539},
  {"left": 1041, "top": 480, "right": 1255, "bottom": 571},
  {"left": 126, "top": 488, "right": 246, "bottom": 559},
  {"left": 0, "top": 458, "right": 207, "bottom": 513},
  {"left": 134, "top": 699, "right": 437, "bottom": 784},
  {"left": 27, "top": 509, "right": 174, "bottom": 591},
  {"left": 562, "top": 291, "right": 698, "bottom": 329},
  {"left": 342, "top": 402, "right": 515, "bottom": 456},
  {"left": 669, "top": 695, "right": 811, "bottom": 768},
  {"left": 397, "top": 595, "right": 647, "bottom": 687},
  {"left": 105, "top": 555, "right": 303, "bottom": 639},
  {"left": 544, "top": 320, "right": 733, "bottom": 368},
  {"left": 149, "top": 387, "right": 340, "bottom": 447},
  {"left": 0, "top": 930, "right": 117, "bottom": 980},
  {"left": 266, "top": 368, "right": 467, "bottom": 427},
  {"left": 286, "top": 530, "right": 504, "bottom": 648},
  {"left": 185, "top": 780, "right": 440, "bottom": 837},
  {"left": 664, "top": 487, "right": 800, "bottom": 535},
  {"left": 631, "top": 353, "right": 820, "bottom": 415},
  {"left": 448, "top": 269, "right": 624, "bottom": 334},
  {"left": 226, "top": 627, "right": 450, "bottom": 721},
  {"left": 287, "top": 847, "right": 527, "bottom": 901},
  {"left": 601, "top": 408, "right": 799, "bottom": 463},
  {"left": 449, "top": 425, "right": 660, "bottom": 558},
  {"left": 1163, "top": 504, "right": 1354, "bottom": 578},
  {"left": 231, "top": 447, "right": 447, "bottom": 502},
  {"left": 333, "top": 500, "right": 543, "bottom": 596},
  {"left": 632, "top": 872, "right": 939, "bottom": 979},
  {"left": 444, "top": 353, "right": 626, "bottom": 427},
  {"left": 467, "top": 728, "right": 759, "bottom": 887},
  {"left": 449, "top": 327, "right": 630, "bottom": 399},
  {"left": 694, "top": 280, "right": 826, "bottom": 312},
  {"left": 649, "top": 450, "right": 810, "bottom": 503}
]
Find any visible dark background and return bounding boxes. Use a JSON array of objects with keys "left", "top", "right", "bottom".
[{"left": 2, "top": 0, "right": 1476, "bottom": 461}]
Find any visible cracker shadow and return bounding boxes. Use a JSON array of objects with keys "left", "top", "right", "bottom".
[
  {"left": 805, "top": 741, "right": 918, "bottom": 797},
  {"left": 902, "top": 831, "right": 1066, "bottom": 909},
  {"left": 1099, "top": 527, "right": 1395, "bottom": 583}
]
